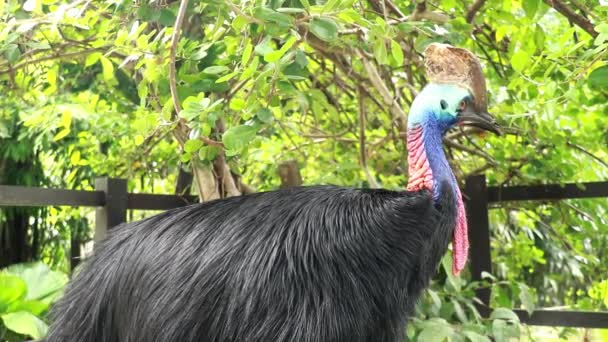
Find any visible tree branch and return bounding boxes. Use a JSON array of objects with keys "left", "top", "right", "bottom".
[
  {"left": 357, "top": 50, "right": 408, "bottom": 130},
  {"left": 0, "top": 47, "right": 108, "bottom": 75},
  {"left": 358, "top": 86, "right": 380, "bottom": 188},
  {"left": 542, "top": 0, "right": 597, "bottom": 38},
  {"left": 465, "top": 0, "right": 486, "bottom": 23},
  {"left": 169, "top": 0, "right": 189, "bottom": 118},
  {"left": 567, "top": 141, "right": 608, "bottom": 168}
]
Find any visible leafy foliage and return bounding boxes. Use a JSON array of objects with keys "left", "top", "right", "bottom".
[{"left": 0, "top": 262, "right": 68, "bottom": 341}]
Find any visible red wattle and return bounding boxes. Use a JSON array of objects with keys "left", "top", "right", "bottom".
[{"left": 452, "top": 185, "right": 468, "bottom": 276}]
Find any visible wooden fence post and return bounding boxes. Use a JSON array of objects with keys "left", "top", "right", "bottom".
[
  {"left": 464, "top": 174, "right": 492, "bottom": 316},
  {"left": 94, "top": 178, "right": 127, "bottom": 243}
]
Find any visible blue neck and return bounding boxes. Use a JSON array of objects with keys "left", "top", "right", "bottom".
[{"left": 422, "top": 121, "right": 456, "bottom": 200}]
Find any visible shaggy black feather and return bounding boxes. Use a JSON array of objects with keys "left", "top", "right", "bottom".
[{"left": 45, "top": 182, "right": 456, "bottom": 342}]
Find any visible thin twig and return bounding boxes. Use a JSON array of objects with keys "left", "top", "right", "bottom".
[
  {"left": 465, "top": 0, "right": 486, "bottom": 23},
  {"left": 444, "top": 139, "right": 497, "bottom": 163},
  {"left": 168, "top": 0, "right": 222, "bottom": 148},
  {"left": 542, "top": 0, "right": 597, "bottom": 38},
  {"left": 358, "top": 86, "right": 380, "bottom": 188},
  {"left": 169, "top": 0, "right": 190, "bottom": 117},
  {"left": 567, "top": 142, "right": 608, "bottom": 168},
  {"left": 357, "top": 49, "right": 407, "bottom": 130},
  {"left": 0, "top": 47, "right": 108, "bottom": 74}
]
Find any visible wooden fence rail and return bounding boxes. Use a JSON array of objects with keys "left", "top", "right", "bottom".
[
  {"left": 0, "top": 177, "right": 197, "bottom": 242},
  {"left": 1, "top": 176, "right": 607, "bottom": 328},
  {"left": 465, "top": 175, "right": 608, "bottom": 328}
]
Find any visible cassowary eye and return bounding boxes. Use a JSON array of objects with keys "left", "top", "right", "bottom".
[
  {"left": 458, "top": 100, "right": 467, "bottom": 112},
  {"left": 440, "top": 100, "right": 448, "bottom": 110}
]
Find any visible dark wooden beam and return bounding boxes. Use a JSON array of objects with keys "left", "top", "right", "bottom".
[
  {"left": 0, "top": 185, "right": 104, "bottom": 207},
  {"left": 487, "top": 182, "right": 608, "bottom": 203},
  {"left": 514, "top": 309, "right": 608, "bottom": 328},
  {"left": 465, "top": 175, "right": 492, "bottom": 306},
  {"left": 127, "top": 193, "right": 198, "bottom": 210},
  {"left": 94, "top": 178, "right": 127, "bottom": 242}
]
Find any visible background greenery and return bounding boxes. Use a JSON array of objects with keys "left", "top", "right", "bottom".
[{"left": 0, "top": 0, "right": 607, "bottom": 340}]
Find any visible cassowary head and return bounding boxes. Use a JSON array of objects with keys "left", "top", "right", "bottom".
[
  {"left": 406, "top": 43, "right": 501, "bottom": 275},
  {"left": 408, "top": 43, "right": 501, "bottom": 135}
]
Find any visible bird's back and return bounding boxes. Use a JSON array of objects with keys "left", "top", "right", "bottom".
[{"left": 46, "top": 185, "right": 455, "bottom": 342}]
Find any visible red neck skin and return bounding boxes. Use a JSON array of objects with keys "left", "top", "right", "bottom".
[
  {"left": 406, "top": 125, "right": 434, "bottom": 193},
  {"left": 405, "top": 125, "right": 469, "bottom": 276}
]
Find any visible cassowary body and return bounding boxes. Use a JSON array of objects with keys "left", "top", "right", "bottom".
[
  {"left": 46, "top": 186, "right": 455, "bottom": 342},
  {"left": 45, "top": 43, "right": 500, "bottom": 342}
]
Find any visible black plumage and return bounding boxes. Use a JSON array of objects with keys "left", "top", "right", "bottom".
[{"left": 45, "top": 183, "right": 456, "bottom": 342}]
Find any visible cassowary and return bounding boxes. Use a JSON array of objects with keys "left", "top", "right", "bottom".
[{"left": 45, "top": 44, "right": 500, "bottom": 342}]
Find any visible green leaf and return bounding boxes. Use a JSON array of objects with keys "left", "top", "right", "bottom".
[
  {"left": 242, "top": 41, "right": 253, "bottom": 65},
  {"left": 510, "top": 50, "right": 530, "bottom": 73},
  {"left": 1, "top": 311, "right": 48, "bottom": 339},
  {"left": 229, "top": 98, "right": 246, "bottom": 111},
  {"left": 534, "top": 25, "right": 545, "bottom": 51},
  {"left": 159, "top": 9, "right": 176, "bottom": 26},
  {"left": 46, "top": 67, "right": 57, "bottom": 90},
  {"left": 522, "top": 0, "right": 539, "bottom": 18},
  {"left": 463, "top": 330, "right": 491, "bottom": 342},
  {"left": 588, "top": 66, "right": 608, "bottom": 89},
  {"left": 203, "top": 66, "right": 230, "bottom": 75},
  {"left": 295, "top": 50, "right": 308, "bottom": 67},
  {"left": 232, "top": 15, "right": 250, "bottom": 31},
  {"left": 222, "top": 125, "right": 257, "bottom": 151},
  {"left": 184, "top": 139, "right": 203, "bottom": 153},
  {"left": 490, "top": 307, "right": 520, "bottom": 322},
  {"left": 418, "top": 318, "right": 453, "bottom": 342},
  {"left": 53, "top": 128, "right": 70, "bottom": 141},
  {"left": 134, "top": 135, "right": 144, "bottom": 145},
  {"left": 374, "top": 39, "right": 387, "bottom": 65},
  {"left": 191, "top": 46, "right": 209, "bottom": 60},
  {"left": 481, "top": 271, "right": 496, "bottom": 281},
  {"left": 215, "top": 71, "right": 238, "bottom": 83},
  {"left": 137, "top": 3, "right": 153, "bottom": 20},
  {"left": 60, "top": 109, "right": 72, "bottom": 128},
  {"left": 492, "top": 320, "right": 507, "bottom": 342},
  {"left": 518, "top": 284, "right": 536, "bottom": 314},
  {"left": 7, "top": 300, "right": 48, "bottom": 316},
  {"left": 5, "top": 262, "right": 68, "bottom": 302},
  {"left": 264, "top": 50, "right": 284, "bottom": 63},
  {"left": 240, "top": 55, "right": 260, "bottom": 81},
  {"left": 0, "top": 274, "right": 26, "bottom": 311},
  {"left": 253, "top": 7, "right": 294, "bottom": 28},
  {"left": 279, "top": 36, "right": 297, "bottom": 54},
  {"left": 198, "top": 145, "right": 219, "bottom": 161},
  {"left": 492, "top": 318, "right": 520, "bottom": 342},
  {"left": 4, "top": 44, "right": 21, "bottom": 63},
  {"left": 452, "top": 299, "right": 467, "bottom": 323},
  {"left": 309, "top": 17, "right": 339, "bottom": 42},
  {"left": 99, "top": 56, "right": 117, "bottom": 85},
  {"left": 276, "top": 7, "right": 306, "bottom": 14},
  {"left": 390, "top": 40, "right": 403, "bottom": 65},
  {"left": 85, "top": 52, "right": 102, "bottom": 67},
  {"left": 322, "top": 0, "right": 340, "bottom": 12},
  {"left": 256, "top": 108, "right": 273, "bottom": 123},
  {"left": 0, "top": 121, "right": 9, "bottom": 138},
  {"left": 254, "top": 38, "right": 275, "bottom": 56}
]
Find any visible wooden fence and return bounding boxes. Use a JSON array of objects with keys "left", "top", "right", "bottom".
[
  {"left": 465, "top": 175, "right": 608, "bottom": 328},
  {"left": 1, "top": 175, "right": 607, "bottom": 328}
]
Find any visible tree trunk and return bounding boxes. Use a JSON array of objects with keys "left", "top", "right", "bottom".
[{"left": 278, "top": 160, "right": 303, "bottom": 189}]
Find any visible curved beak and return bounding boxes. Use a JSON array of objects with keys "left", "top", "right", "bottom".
[{"left": 458, "top": 107, "right": 502, "bottom": 135}]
